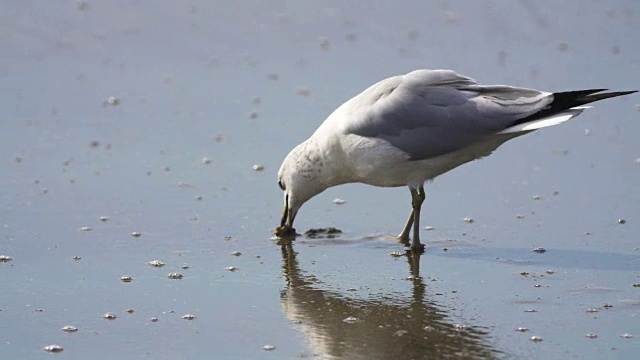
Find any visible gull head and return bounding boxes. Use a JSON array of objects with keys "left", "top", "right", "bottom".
[{"left": 275, "top": 140, "right": 328, "bottom": 236}]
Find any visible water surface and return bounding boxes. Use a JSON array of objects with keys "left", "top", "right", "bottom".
[{"left": 2, "top": 1, "right": 639, "bottom": 359}]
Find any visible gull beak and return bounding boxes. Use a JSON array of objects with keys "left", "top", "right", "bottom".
[
  {"left": 279, "top": 196, "right": 289, "bottom": 228},
  {"left": 277, "top": 193, "right": 297, "bottom": 236}
]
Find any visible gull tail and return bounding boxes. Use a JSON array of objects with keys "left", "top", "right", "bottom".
[{"left": 500, "top": 89, "right": 637, "bottom": 134}]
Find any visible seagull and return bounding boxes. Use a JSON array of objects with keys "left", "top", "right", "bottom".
[{"left": 275, "top": 69, "right": 636, "bottom": 252}]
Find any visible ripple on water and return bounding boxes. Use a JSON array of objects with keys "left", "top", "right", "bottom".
[
  {"left": 148, "top": 260, "right": 165, "bottom": 267},
  {"left": 530, "top": 335, "right": 543, "bottom": 342},
  {"left": 61, "top": 325, "right": 78, "bottom": 332},
  {"left": 343, "top": 316, "right": 358, "bottom": 323},
  {"left": 103, "top": 312, "right": 117, "bottom": 320},
  {"left": 43, "top": 344, "right": 63, "bottom": 353}
]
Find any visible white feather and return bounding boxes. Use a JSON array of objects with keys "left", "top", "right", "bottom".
[{"left": 499, "top": 106, "right": 592, "bottom": 134}]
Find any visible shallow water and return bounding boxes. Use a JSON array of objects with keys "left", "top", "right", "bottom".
[{"left": 2, "top": 1, "right": 639, "bottom": 359}]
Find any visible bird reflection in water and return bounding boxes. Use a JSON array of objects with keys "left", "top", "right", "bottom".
[{"left": 277, "top": 235, "right": 502, "bottom": 359}]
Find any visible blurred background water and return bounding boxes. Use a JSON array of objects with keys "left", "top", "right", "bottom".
[{"left": 1, "top": 1, "right": 639, "bottom": 359}]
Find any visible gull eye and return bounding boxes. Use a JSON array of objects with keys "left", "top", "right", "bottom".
[{"left": 278, "top": 180, "right": 285, "bottom": 191}]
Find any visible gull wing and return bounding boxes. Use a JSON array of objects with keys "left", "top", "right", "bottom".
[{"left": 343, "top": 69, "right": 634, "bottom": 160}]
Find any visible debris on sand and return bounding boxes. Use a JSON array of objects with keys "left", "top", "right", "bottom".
[{"left": 304, "top": 227, "right": 343, "bottom": 239}]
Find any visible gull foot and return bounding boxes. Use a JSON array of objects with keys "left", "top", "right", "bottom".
[
  {"left": 410, "top": 243, "right": 426, "bottom": 254},
  {"left": 401, "top": 240, "right": 425, "bottom": 253},
  {"left": 275, "top": 225, "right": 296, "bottom": 237}
]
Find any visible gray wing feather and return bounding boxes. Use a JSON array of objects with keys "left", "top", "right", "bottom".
[{"left": 345, "top": 70, "right": 553, "bottom": 160}]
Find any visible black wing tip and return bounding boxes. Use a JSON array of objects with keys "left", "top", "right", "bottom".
[
  {"left": 552, "top": 88, "right": 637, "bottom": 106},
  {"left": 608, "top": 90, "right": 638, "bottom": 96},
  {"left": 585, "top": 88, "right": 608, "bottom": 93},
  {"left": 554, "top": 89, "right": 638, "bottom": 96},
  {"left": 589, "top": 89, "right": 638, "bottom": 95},
  {"left": 554, "top": 88, "right": 607, "bottom": 96},
  {"left": 511, "top": 88, "right": 636, "bottom": 128},
  {"left": 581, "top": 89, "right": 638, "bottom": 103}
]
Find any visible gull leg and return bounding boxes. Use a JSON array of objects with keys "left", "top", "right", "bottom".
[
  {"left": 410, "top": 186, "right": 426, "bottom": 253},
  {"left": 397, "top": 209, "right": 414, "bottom": 243}
]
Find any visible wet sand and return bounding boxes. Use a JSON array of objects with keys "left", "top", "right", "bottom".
[{"left": 2, "top": 1, "right": 639, "bottom": 359}]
